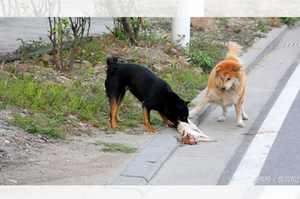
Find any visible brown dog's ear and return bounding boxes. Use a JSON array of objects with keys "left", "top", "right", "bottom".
[
  {"left": 215, "top": 65, "right": 222, "bottom": 73},
  {"left": 233, "top": 65, "right": 242, "bottom": 71}
]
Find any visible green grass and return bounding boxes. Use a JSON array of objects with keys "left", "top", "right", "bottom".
[
  {"left": 90, "top": 141, "right": 137, "bottom": 153},
  {"left": 13, "top": 114, "right": 66, "bottom": 139},
  {"left": 0, "top": 69, "right": 109, "bottom": 138}
]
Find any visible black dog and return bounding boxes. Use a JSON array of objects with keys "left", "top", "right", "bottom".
[{"left": 105, "top": 55, "right": 189, "bottom": 132}]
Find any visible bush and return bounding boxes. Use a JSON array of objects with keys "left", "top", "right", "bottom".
[{"left": 280, "top": 17, "right": 300, "bottom": 26}]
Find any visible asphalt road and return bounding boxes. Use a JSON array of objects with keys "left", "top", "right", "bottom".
[
  {"left": 256, "top": 81, "right": 300, "bottom": 185},
  {"left": 227, "top": 53, "right": 300, "bottom": 186},
  {"left": 0, "top": 17, "right": 113, "bottom": 54}
]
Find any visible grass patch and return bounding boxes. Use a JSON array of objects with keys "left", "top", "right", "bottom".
[
  {"left": 13, "top": 114, "right": 66, "bottom": 139},
  {"left": 91, "top": 141, "right": 137, "bottom": 153},
  {"left": 125, "top": 130, "right": 143, "bottom": 135},
  {"left": 0, "top": 69, "right": 109, "bottom": 138}
]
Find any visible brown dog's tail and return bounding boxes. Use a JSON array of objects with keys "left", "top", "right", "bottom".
[
  {"left": 226, "top": 42, "right": 243, "bottom": 60},
  {"left": 106, "top": 55, "right": 118, "bottom": 75}
]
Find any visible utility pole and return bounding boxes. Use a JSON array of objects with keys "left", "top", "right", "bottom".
[
  {"left": 171, "top": 17, "right": 191, "bottom": 47},
  {"left": 171, "top": 0, "right": 204, "bottom": 47}
]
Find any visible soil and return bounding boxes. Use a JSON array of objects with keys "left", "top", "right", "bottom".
[
  {"left": 0, "top": 115, "right": 159, "bottom": 185},
  {"left": 0, "top": 17, "right": 282, "bottom": 185}
]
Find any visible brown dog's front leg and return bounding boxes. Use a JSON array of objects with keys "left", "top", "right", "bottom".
[
  {"left": 235, "top": 100, "right": 244, "bottom": 127},
  {"left": 158, "top": 112, "right": 175, "bottom": 128},
  {"left": 142, "top": 104, "right": 154, "bottom": 132}
]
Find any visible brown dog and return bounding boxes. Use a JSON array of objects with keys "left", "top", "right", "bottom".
[{"left": 189, "top": 42, "right": 249, "bottom": 127}]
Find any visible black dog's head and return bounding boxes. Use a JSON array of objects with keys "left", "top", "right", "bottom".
[{"left": 164, "top": 92, "right": 189, "bottom": 126}]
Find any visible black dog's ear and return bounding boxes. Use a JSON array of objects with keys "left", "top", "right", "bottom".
[
  {"left": 185, "top": 101, "right": 191, "bottom": 105},
  {"left": 106, "top": 55, "right": 118, "bottom": 67}
]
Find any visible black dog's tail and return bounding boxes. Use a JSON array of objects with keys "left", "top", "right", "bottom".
[{"left": 106, "top": 55, "right": 118, "bottom": 75}]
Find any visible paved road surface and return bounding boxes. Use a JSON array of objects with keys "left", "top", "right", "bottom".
[{"left": 0, "top": 17, "right": 113, "bottom": 54}]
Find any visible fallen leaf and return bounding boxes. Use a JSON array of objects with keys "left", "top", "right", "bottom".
[{"left": 4, "top": 179, "right": 18, "bottom": 184}]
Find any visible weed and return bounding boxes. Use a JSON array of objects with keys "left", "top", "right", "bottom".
[
  {"left": 147, "top": 30, "right": 170, "bottom": 45},
  {"left": 253, "top": 18, "right": 269, "bottom": 33},
  {"left": 91, "top": 141, "right": 137, "bottom": 153}
]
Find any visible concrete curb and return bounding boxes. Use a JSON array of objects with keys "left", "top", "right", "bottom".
[{"left": 111, "top": 24, "right": 288, "bottom": 185}]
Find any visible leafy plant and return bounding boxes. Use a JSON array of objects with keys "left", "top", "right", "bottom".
[
  {"left": 15, "top": 37, "right": 50, "bottom": 60},
  {"left": 280, "top": 17, "right": 300, "bottom": 26},
  {"left": 185, "top": 40, "right": 222, "bottom": 74},
  {"left": 108, "top": 17, "right": 151, "bottom": 47},
  {"left": 48, "top": 17, "right": 91, "bottom": 72}
]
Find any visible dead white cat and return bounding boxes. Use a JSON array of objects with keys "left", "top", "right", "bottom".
[{"left": 177, "top": 119, "right": 217, "bottom": 145}]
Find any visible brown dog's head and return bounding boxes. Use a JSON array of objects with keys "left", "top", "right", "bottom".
[{"left": 214, "top": 60, "right": 243, "bottom": 91}]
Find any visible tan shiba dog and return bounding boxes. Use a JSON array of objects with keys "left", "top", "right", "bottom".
[{"left": 189, "top": 42, "right": 249, "bottom": 127}]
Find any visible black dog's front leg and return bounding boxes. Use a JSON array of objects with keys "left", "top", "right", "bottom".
[
  {"left": 158, "top": 112, "right": 175, "bottom": 128},
  {"left": 142, "top": 102, "right": 154, "bottom": 132}
]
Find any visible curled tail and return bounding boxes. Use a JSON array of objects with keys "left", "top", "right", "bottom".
[
  {"left": 106, "top": 55, "right": 118, "bottom": 75},
  {"left": 226, "top": 42, "right": 243, "bottom": 59}
]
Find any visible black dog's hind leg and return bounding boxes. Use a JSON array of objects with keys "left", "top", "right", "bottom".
[
  {"left": 109, "top": 98, "right": 119, "bottom": 129},
  {"left": 116, "top": 89, "right": 126, "bottom": 122},
  {"left": 109, "top": 89, "right": 126, "bottom": 128},
  {"left": 142, "top": 102, "right": 154, "bottom": 132}
]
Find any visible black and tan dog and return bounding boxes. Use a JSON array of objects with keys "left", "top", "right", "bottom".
[{"left": 105, "top": 55, "right": 189, "bottom": 132}]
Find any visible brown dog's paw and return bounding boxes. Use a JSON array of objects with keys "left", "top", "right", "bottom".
[{"left": 237, "top": 121, "right": 245, "bottom": 127}]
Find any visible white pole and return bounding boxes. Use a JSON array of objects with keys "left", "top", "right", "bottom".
[
  {"left": 171, "top": 0, "right": 204, "bottom": 47},
  {"left": 171, "top": 17, "right": 191, "bottom": 47}
]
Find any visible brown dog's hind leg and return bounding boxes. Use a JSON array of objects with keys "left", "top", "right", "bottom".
[
  {"left": 158, "top": 112, "right": 175, "bottom": 128},
  {"left": 109, "top": 99, "right": 119, "bottom": 129}
]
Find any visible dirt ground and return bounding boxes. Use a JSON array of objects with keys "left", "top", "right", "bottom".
[{"left": 0, "top": 115, "right": 159, "bottom": 185}]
